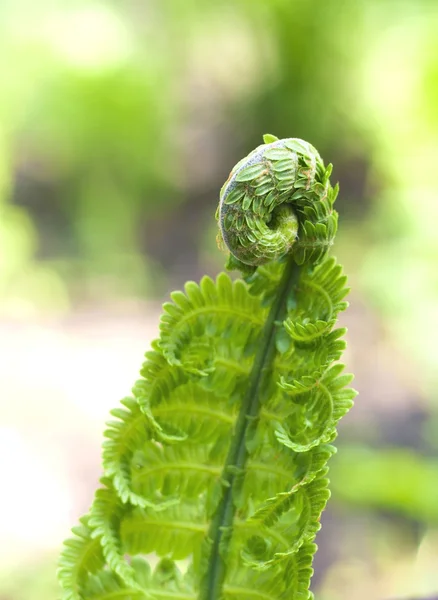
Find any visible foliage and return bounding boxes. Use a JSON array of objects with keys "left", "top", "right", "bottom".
[
  {"left": 331, "top": 445, "right": 438, "bottom": 523},
  {"left": 0, "top": 556, "right": 58, "bottom": 600},
  {"left": 58, "top": 135, "right": 356, "bottom": 599}
]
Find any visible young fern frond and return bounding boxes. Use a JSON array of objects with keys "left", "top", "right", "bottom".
[{"left": 59, "top": 134, "right": 356, "bottom": 599}]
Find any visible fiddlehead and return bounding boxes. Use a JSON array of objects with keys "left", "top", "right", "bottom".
[
  {"left": 58, "top": 134, "right": 356, "bottom": 600},
  {"left": 217, "top": 133, "right": 338, "bottom": 271}
]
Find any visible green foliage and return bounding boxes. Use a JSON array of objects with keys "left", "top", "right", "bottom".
[
  {"left": 58, "top": 135, "right": 356, "bottom": 599},
  {"left": 331, "top": 445, "right": 438, "bottom": 523},
  {"left": 0, "top": 555, "right": 59, "bottom": 600}
]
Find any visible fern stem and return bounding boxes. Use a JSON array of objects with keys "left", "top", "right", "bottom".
[{"left": 200, "top": 257, "right": 300, "bottom": 600}]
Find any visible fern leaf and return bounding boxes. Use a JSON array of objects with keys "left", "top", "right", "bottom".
[
  {"left": 238, "top": 477, "right": 330, "bottom": 569},
  {"left": 88, "top": 482, "right": 138, "bottom": 588},
  {"left": 58, "top": 135, "right": 356, "bottom": 600},
  {"left": 120, "top": 501, "right": 207, "bottom": 561},
  {"left": 102, "top": 397, "right": 158, "bottom": 508},
  {"left": 159, "top": 274, "right": 266, "bottom": 375},
  {"left": 82, "top": 558, "right": 196, "bottom": 600},
  {"left": 58, "top": 516, "right": 105, "bottom": 600}
]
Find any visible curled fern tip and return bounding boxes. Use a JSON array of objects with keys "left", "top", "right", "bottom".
[{"left": 217, "top": 135, "right": 338, "bottom": 270}]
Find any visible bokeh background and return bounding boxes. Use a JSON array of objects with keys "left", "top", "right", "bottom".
[{"left": 1, "top": 1, "right": 438, "bottom": 598}]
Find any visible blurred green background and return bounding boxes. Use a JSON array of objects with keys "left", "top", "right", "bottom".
[{"left": 1, "top": 0, "right": 438, "bottom": 598}]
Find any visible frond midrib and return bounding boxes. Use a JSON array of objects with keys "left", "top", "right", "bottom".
[
  {"left": 123, "top": 518, "right": 207, "bottom": 534},
  {"left": 132, "top": 461, "right": 221, "bottom": 482},
  {"left": 62, "top": 535, "right": 102, "bottom": 595},
  {"left": 167, "top": 305, "right": 265, "bottom": 333},
  {"left": 214, "top": 357, "right": 250, "bottom": 375},
  {"left": 201, "top": 258, "right": 300, "bottom": 600},
  {"left": 106, "top": 407, "right": 144, "bottom": 457},
  {"left": 152, "top": 404, "right": 235, "bottom": 424}
]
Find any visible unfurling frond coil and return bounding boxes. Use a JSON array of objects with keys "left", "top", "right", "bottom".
[
  {"left": 217, "top": 135, "right": 338, "bottom": 269},
  {"left": 58, "top": 134, "right": 356, "bottom": 600}
]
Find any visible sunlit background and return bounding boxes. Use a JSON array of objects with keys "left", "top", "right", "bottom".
[{"left": 1, "top": 1, "right": 438, "bottom": 598}]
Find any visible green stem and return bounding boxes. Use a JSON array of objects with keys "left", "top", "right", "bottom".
[{"left": 200, "top": 257, "right": 300, "bottom": 600}]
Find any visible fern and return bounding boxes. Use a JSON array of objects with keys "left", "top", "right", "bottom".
[{"left": 59, "top": 134, "right": 356, "bottom": 599}]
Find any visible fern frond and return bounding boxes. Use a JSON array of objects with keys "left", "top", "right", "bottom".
[
  {"left": 82, "top": 558, "right": 196, "bottom": 600},
  {"left": 58, "top": 516, "right": 105, "bottom": 600},
  {"left": 120, "top": 500, "right": 207, "bottom": 561},
  {"left": 284, "top": 257, "right": 349, "bottom": 342},
  {"left": 238, "top": 477, "right": 330, "bottom": 569},
  {"left": 102, "top": 397, "right": 158, "bottom": 508},
  {"left": 59, "top": 135, "right": 356, "bottom": 600},
  {"left": 88, "top": 482, "right": 138, "bottom": 587},
  {"left": 159, "top": 273, "right": 267, "bottom": 375},
  {"left": 269, "top": 364, "right": 355, "bottom": 453},
  {"left": 129, "top": 442, "right": 221, "bottom": 500},
  {"left": 82, "top": 566, "right": 147, "bottom": 600},
  {"left": 223, "top": 542, "right": 315, "bottom": 599},
  {"left": 137, "top": 380, "right": 238, "bottom": 442},
  {"left": 243, "top": 443, "right": 335, "bottom": 505}
]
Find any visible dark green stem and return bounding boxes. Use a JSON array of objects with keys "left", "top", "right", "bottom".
[{"left": 200, "top": 257, "right": 301, "bottom": 600}]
